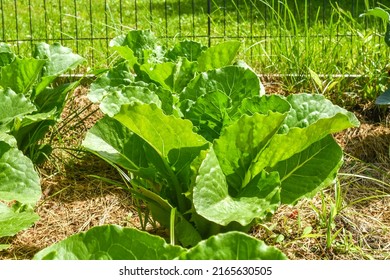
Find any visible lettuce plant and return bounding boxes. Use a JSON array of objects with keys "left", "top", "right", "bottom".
[
  {"left": 0, "top": 42, "right": 84, "bottom": 249},
  {"left": 0, "top": 42, "right": 85, "bottom": 163},
  {"left": 82, "top": 30, "right": 359, "bottom": 248}
]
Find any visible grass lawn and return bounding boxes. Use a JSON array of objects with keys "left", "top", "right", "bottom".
[{"left": 1, "top": 0, "right": 390, "bottom": 99}]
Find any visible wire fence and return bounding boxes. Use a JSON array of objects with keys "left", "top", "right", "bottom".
[{"left": 0, "top": 0, "right": 388, "bottom": 74}]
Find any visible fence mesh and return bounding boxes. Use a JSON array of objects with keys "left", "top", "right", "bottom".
[{"left": 0, "top": 0, "right": 388, "bottom": 74}]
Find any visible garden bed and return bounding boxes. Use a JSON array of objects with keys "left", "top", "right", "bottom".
[{"left": 1, "top": 82, "right": 389, "bottom": 260}]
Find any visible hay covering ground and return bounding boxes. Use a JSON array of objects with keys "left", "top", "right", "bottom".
[{"left": 0, "top": 85, "right": 389, "bottom": 260}]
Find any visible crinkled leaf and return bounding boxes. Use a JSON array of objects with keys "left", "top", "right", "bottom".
[
  {"left": 141, "top": 57, "right": 197, "bottom": 92},
  {"left": 0, "top": 141, "right": 41, "bottom": 205},
  {"left": 178, "top": 231, "right": 288, "bottom": 260},
  {"left": 34, "top": 42, "right": 85, "bottom": 76},
  {"left": 33, "top": 225, "right": 185, "bottom": 260},
  {"left": 0, "top": 57, "right": 45, "bottom": 94},
  {"left": 197, "top": 41, "right": 241, "bottom": 72},
  {"left": 0, "top": 88, "right": 36, "bottom": 124},
  {"left": 282, "top": 94, "right": 360, "bottom": 131},
  {"left": 0, "top": 133, "right": 17, "bottom": 147},
  {"left": 131, "top": 82, "right": 178, "bottom": 116},
  {"left": 33, "top": 225, "right": 287, "bottom": 260},
  {"left": 236, "top": 95, "right": 291, "bottom": 117},
  {"left": 166, "top": 40, "right": 207, "bottom": 62},
  {"left": 193, "top": 148, "right": 280, "bottom": 226},
  {"left": 110, "top": 30, "right": 163, "bottom": 64},
  {"left": 181, "top": 66, "right": 261, "bottom": 104},
  {"left": 251, "top": 94, "right": 360, "bottom": 174},
  {"left": 214, "top": 112, "right": 287, "bottom": 191},
  {"left": 186, "top": 95, "right": 289, "bottom": 142},
  {"left": 180, "top": 66, "right": 263, "bottom": 139},
  {"left": 0, "top": 202, "right": 39, "bottom": 237},
  {"left": 183, "top": 90, "right": 230, "bottom": 141},
  {"left": 88, "top": 62, "right": 134, "bottom": 103},
  {"left": 270, "top": 135, "right": 343, "bottom": 204},
  {"left": 99, "top": 85, "right": 162, "bottom": 117},
  {"left": 33, "top": 42, "right": 84, "bottom": 94}
]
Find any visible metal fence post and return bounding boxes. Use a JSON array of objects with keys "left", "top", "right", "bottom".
[{"left": 207, "top": 0, "right": 211, "bottom": 47}]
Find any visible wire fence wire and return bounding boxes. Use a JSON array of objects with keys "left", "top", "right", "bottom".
[{"left": 0, "top": 0, "right": 388, "bottom": 74}]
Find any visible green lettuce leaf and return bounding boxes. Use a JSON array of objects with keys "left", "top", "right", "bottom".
[
  {"left": 0, "top": 202, "right": 39, "bottom": 237},
  {"left": 166, "top": 40, "right": 207, "bottom": 62},
  {"left": 33, "top": 225, "right": 287, "bottom": 260},
  {"left": 180, "top": 65, "right": 264, "bottom": 140},
  {"left": 113, "top": 104, "right": 208, "bottom": 168},
  {"left": 0, "top": 88, "right": 36, "bottom": 126},
  {"left": 33, "top": 225, "right": 185, "bottom": 260},
  {"left": 113, "top": 104, "right": 209, "bottom": 205},
  {"left": 110, "top": 30, "right": 163, "bottom": 64},
  {"left": 270, "top": 135, "right": 343, "bottom": 204},
  {"left": 99, "top": 85, "right": 162, "bottom": 117},
  {"left": 88, "top": 62, "right": 134, "bottom": 103},
  {"left": 34, "top": 42, "right": 85, "bottom": 77},
  {"left": 33, "top": 42, "right": 85, "bottom": 94},
  {"left": 0, "top": 57, "right": 45, "bottom": 95},
  {"left": 181, "top": 66, "right": 261, "bottom": 106},
  {"left": 197, "top": 41, "right": 241, "bottom": 72},
  {"left": 0, "top": 140, "right": 41, "bottom": 239},
  {"left": 282, "top": 93, "right": 360, "bottom": 131},
  {"left": 178, "top": 231, "right": 288, "bottom": 260},
  {"left": 82, "top": 116, "right": 149, "bottom": 173},
  {"left": 140, "top": 57, "right": 197, "bottom": 93},
  {"left": 111, "top": 46, "right": 139, "bottom": 68},
  {"left": 213, "top": 112, "right": 287, "bottom": 191},
  {"left": 193, "top": 147, "right": 280, "bottom": 226},
  {"left": 0, "top": 141, "right": 41, "bottom": 205},
  {"left": 250, "top": 94, "right": 360, "bottom": 174}
]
